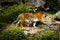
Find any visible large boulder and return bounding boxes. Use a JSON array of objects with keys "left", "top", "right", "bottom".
[{"left": 54, "top": 10, "right": 60, "bottom": 21}]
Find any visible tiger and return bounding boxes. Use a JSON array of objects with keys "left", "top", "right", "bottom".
[{"left": 13, "top": 12, "right": 47, "bottom": 27}]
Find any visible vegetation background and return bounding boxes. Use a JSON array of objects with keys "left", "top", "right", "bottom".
[{"left": 0, "top": 0, "right": 60, "bottom": 40}]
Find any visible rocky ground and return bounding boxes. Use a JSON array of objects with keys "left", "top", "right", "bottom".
[
  {"left": 21, "top": 21, "right": 60, "bottom": 36},
  {"left": 0, "top": 20, "right": 60, "bottom": 38}
]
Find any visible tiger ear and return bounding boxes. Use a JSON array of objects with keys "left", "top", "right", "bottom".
[{"left": 44, "top": 12, "right": 47, "bottom": 15}]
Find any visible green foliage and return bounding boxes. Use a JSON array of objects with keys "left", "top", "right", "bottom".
[
  {"left": 0, "top": 4, "right": 29, "bottom": 23},
  {"left": 51, "top": 31, "right": 60, "bottom": 40},
  {"left": 32, "top": 30, "right": 54, "bottom": 40},
  {"left": 28, "top": 6, "right": 37, "bottom": 12},
  {"left": 0, "top": 27, "right": 28, "bottom": 40},
  {"left": 47, "top": 0, "right": 60, "bottom": 12},
  {"left": 32, "top": 30, "right": 60, "bottom": 40},
  {"left": 0, "top": 23, "right": 6, "bottom": 28},
  {"left": 41, "top": 30, "right": 54, "bottom": 40}
]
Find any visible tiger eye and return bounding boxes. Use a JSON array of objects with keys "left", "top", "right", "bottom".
[{"left": 45, "top": 16, "right": 46, "bottom": 17}]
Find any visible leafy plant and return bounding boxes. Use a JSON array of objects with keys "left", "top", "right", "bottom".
[
  {"left": 0, "top": 27, "right": 28, "bottom": 40},
  {"left": 32, "top": 30, "right": 54, "bottom": 40},
  {"left": 46, "top": 0, "right": 59, "bottom": 12},
  {"left": 0, "top": 4, "right": 30, "bottom": 23}
]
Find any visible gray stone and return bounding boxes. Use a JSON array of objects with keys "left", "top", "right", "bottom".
[{"left": 54, "top": 10, "right": 60, "bottom": 21}]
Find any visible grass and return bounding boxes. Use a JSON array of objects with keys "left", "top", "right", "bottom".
[
  {"left": 31, "top": 30, "right": 54, "bottom": 40},
  {"left": 0, "top": 27, "right": 28, "bottom": 40}
]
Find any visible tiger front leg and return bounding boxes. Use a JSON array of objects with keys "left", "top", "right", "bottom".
[
  {"left": 16, "top": 20, "right": 20, "bottom": 27},
  {"left": 33, "top": 22, "right": 36, "bottom": 28},
  {"left": 16, "top": 20, "right": 23, "bottom": 28},
  {"left": 20, "top": 23, "right": 23, "bottom": 28}
]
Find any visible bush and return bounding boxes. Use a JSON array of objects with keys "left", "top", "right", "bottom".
[
  {"left": 32, "top": 30, "right": 54, "bottom": 40},
  {"left": 41, "top": 30, "right": 54, "bottom": 40},
  {"left": 32, "top": 30, "right": 60, "bottom": 40},
  {"left": 46, "top": 0, "right": 60, "bottom": 13},
  {"left": 0, "top": 4, "right": 30, "bottom": 23},
  {"left": 0, "top": 27, "right": 28, "bottom": 40}
]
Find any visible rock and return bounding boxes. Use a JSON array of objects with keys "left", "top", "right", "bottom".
[
  {"left": 55, "top": 21, "right": 60, "bottom": 31},
  {"left": 22, "top": 27, "right": 47, "bottom": 36},
  {"left": 54, "top": 10, "right": 60, "bottom": 21}
]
